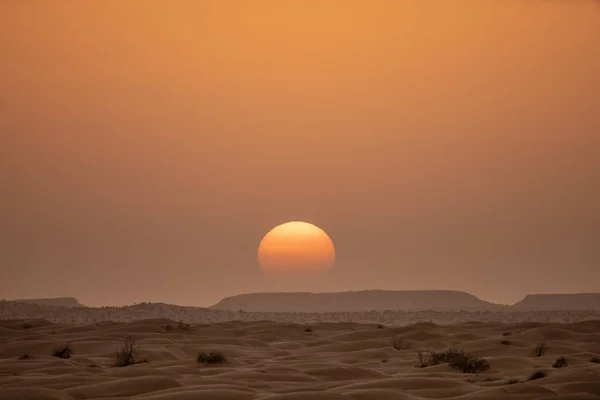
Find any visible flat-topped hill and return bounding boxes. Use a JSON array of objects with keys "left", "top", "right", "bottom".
[
  {"left": 512, "top": 293, "right": 600, "bottom": 310},
  {"left": 10, "top": 297, "right": 84, "bottom": 308},
  {"left": 210, "top": 290, "right": 503, "bottom": 312}
]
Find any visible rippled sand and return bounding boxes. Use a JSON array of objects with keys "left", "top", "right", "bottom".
[{"left": 1, "top": 318, "right": 600, "bottom": 399}]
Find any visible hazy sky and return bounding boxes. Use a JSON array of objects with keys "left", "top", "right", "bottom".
[{"left": 1, "top": 1, "right": 599, "bottom": 307}]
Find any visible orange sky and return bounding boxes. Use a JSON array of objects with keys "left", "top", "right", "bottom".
[{"left": 1, "top": 1, "right": 599, "bottom": 306}]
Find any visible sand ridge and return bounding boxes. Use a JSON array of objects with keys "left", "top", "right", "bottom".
[{"left": 1, "top": 319, "right": 600, "bottom": 399}]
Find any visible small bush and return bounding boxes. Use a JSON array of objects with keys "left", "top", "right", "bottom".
[
  {"left": 528, "top": 370, "right": 548, "bottom": 381},
  {"left": 507, "top": 379, "right": 520, "bottom": 385},
  {"left": 377, "top": 324, "right": 386, "bottom": 329},
  {"left": 381, "top": 358, "right": 388, "bottom": 363},
  {"left": 52, "top": 344, "right": 72, "bottom": 359},
  {"left": 590, "top": 356, "right": 600, "bottom": 364},
  {"left": 393, "top": 337, "right": 410, "bottom": 350},
  {"left": 449, "top": 352, "right": 490, "bottom": 373},
  {"left": 416, "top": 348, "right": 489, "bottom": 373},
  {"left": 22, "top": 323, "right": 33, "bottom": 329},
  {"left": 501, "top": 340, "right": 512, "bottom": 345},
  {"left": 553, "top": 356, "right": 568, "bottom": 368},
  {"left": 502, "top": 332, "right": 512, "bottom": 336},
  {"left": 115, "top": 337, "right": 138, "bottom": 367},
  {"left": 197, "top": 351, "right": 226, "bottom": 365},
  {"left": 18, "top": 354, "right": 30, "bottom": 360},
  {"left": 304, "top": 327, "right": 313, "bottom": 333},
  {"left": 177, "top": 321, "right": 191, "bottom": 331},
  {"left": 162, "top": 324, "right": 173, "bottom": 332},
  {"left": 533, "top": 343, "right": 548, "bottom": 357}
]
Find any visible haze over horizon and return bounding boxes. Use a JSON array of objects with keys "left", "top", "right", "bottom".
[{"left": 2, "top": 1, "right": 599, "bottom": 308}]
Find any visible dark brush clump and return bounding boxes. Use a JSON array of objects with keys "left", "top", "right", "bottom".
[
  {"left": 52, "top": 344, "right": 72, "bottom": 359},
  {"left": 528, "top": 370, "right": 548, "bottom": 381},
  {"left": 553, "top": 356, "right": 568, "bottom": 368},
  {"left": 197, "top": 351, "right": 226, "bottom": 365},
  {"left": 417, "top": 348, "right": 490, "bottom": 373}
]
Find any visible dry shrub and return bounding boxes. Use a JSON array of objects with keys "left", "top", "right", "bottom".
[
  {"left": 115, "top": 337, "right": 138, "bottom": 367},
  {"left": 393, "top": 337, "right": 410, "bottom": 350},
  {"left": 52, "top": 344, "right": 72, "bottom": 359},
  {"left": 417, "top": 348, "right": 490, "bottom": 373},
  {"left": 197, "top": 351, "right": 226, "bottom": 365},
  {"left": 533, "top": 343, "right": 548, "bottom": 357},
  {"left": 553, "top": 356, "right": 568, "bottom": 368},
  {"left": 528, "top": 370, "right": 548, "bottom": 381}
]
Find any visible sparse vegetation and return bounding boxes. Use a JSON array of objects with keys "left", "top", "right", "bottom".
[
  {"left": 528, "top": 370, "right": 548, "bottom": 381},
  {"left": 162, "top": 324, "right": 173, "bottom": 332},
  {"left": 22, "top": 323, "right": 33, "bottom": 329},
  {"left": 416, "top": 349, "right": 490, "bottom": 373},
  {"left": 304, "top": 327, "right": 313, "bottom": 333},
  {"left": 502, "top": 332, "right": 512, "bottom": 336},
  {"left": 381, "top": 358, "right": 388, "bottom": 363},
  {"left": 533, "top": 342, "right": 548, "bottom": 357},
  {"left": 553, "top": 356, "right": 568, "bottom": 368},
  {"left": 377, "top": 324, "right": 386, "bottom": 329},
  {"left": 52, "top": 344, "right": 72, "bottom": 359},
  {"left": 197, "top": 351, "right": 226, "bottom": 365},
  {"left": 115, "top": 337, "right": 138, "bottom": 367},
  {"left": 590, "top": 356, "right": 600, "bottom": 364},
  {"left": 507, "top": 379, "right": 520, "bottom": 385},
  {"left": 392, "top": 337, "right": 410, "bottom": 350},
  {"left": 501, "top": 340, "right": 512, "bottom": 345},
  {"left": 18, "top": 354, "right": 30, "bottom": 360}
]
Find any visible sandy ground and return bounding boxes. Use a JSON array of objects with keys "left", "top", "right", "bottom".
[{"left": 1, "top": 319, "right": 599, "bottom": 400}]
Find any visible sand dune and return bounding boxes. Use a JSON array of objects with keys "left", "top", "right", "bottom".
[{"left": 1, "top": 318, "right": 600, "bottom": 399}]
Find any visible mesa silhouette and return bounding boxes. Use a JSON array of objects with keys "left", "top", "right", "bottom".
[
  {"left": 210, "top": 290, "right": 503, "bottom": 312},
  {"left": 211, "top": 290, "right": 600, "bottom": 312},
  {"left": 9, "top": 297, "right": 84, "bottom": 308}
]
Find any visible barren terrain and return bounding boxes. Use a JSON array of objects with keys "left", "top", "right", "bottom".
[{"left": 1, "top": 316, "right": 599, "bottom": 399}]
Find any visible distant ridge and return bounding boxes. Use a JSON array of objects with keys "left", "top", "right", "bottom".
[
  {"left": 2, "top": 296, "right": 600, "bottom": 325},
  {"left": 10, "top": 297, "right": 84, "bottom": 308},
  {"left": 210, "top": 290, "right": 504, "bottom": 312},
  {"left": 512, "top": 293, "right": 600, "bottom": 310}
]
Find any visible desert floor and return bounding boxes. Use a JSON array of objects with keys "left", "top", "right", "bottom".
[{"left": 1, "top": 319, "right": 600, "bottom": 400}]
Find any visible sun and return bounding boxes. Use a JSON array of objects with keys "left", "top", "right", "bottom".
[{"left": 258, "top": 221, "right": 335, "bottom": 278}]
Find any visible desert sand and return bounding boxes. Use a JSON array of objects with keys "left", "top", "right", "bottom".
[{"left": 1, "top": 316, "right": 600, "bottom": 400}]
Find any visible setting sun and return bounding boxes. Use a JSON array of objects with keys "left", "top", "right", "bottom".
[{"left": 258, "top": 221, "right": 335, "bottom": 278}]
